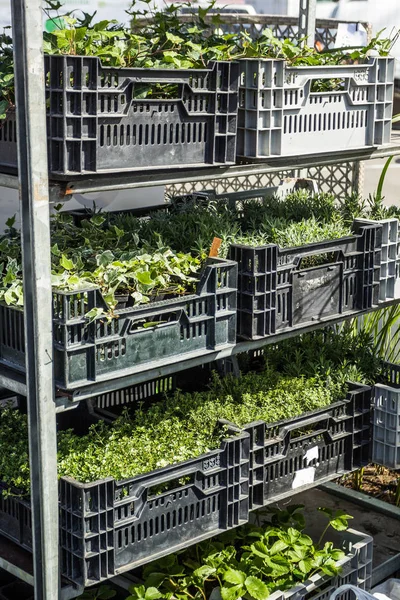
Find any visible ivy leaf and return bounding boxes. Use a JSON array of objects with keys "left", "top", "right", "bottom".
[
  {"left": 166, "top": 32, "right": 184, "bottom": 45},
  {"left": 60, "top": 254, "right": 74, "bottom": 271},
  {"left": 223, "top": 568, "right": 246, "bottom": 585},
  {"left": 51, "top": 243, "right": 61, "bottom": 257},
  {"left": 96, "top": 250, "right": 114, "bottom": 267},
  {"left": 136, "top": 271, "right": 155, "bottom": 286},
  {"left": 245, "top": 576, "right": 270, "bottom": 600}
]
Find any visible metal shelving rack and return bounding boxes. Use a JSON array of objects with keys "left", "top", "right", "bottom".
[{"left": 3, "top": 0, "right": 400, "bottom": 598}]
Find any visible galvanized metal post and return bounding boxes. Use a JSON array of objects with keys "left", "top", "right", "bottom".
[
  {"left": 298, "top": 0, "right": 316, "bottom": 47},
  {"left": 10, "top": 1, "right": 59, "bottom": 599}
]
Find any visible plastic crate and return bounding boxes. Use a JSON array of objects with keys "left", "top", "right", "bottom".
[
  {"left": 210, "top": 528, "right": 372, "bottom": 600},
  {"left": 372, "top": 362, "right": 400, "bottom": 469},
  {"left": 259, "top": 528, "right": 372, "bottom": 600},
  {"left": 229, "top": 218, "right": 399, "bottom": 340},
  {"left": 88, "top": 371, "right": 371, "bottom": 511},
  {"left": 239, "top": 382, "right": 372, "bottom": 509},
  {"left": 0, "top": 56, "right": 239, "bottom": 177},
  {"left": 0, "top": 257, "right": 237, "bottom": 390},
  {"left": 0, "top": 425, "right": 250, "bottom": 587},
  {"left": 237, "top": 57, "right": 394, "bottom": 160}
]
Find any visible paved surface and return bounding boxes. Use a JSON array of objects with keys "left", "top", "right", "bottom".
[
  {"left": 283, "top": 487, "right": 400, "bottom": 569},
  {"left": 363, "top": 157, "right": 400, "bottom": 207}
]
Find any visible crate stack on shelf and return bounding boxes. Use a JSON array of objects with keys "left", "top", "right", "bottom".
[{"left": 1, "top": 3, "right": 400, "bottom": 600}]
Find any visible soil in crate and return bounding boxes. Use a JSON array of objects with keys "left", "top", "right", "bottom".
[{"left": 339, "top": 465, "right": 400, "bottom": 507}]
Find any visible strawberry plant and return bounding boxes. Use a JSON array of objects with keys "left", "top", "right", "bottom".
[
  {"left": 0, "top": 188, "right": 396, "bottom": 316},
  {"left": 125, "top": 505, "right": 350, "bottom": 600},
  {"left": 0, "top": 1, "right": 396, "bottom": 113}
]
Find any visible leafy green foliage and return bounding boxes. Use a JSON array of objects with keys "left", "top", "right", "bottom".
[
  {"left": 78, "top": 585, "right": 116, "bottom": 599},
  {"left": 0, "top": 2, "right": 396, "bottom": 110},
  {"left": 0, "top": 325, "right": 379, "bottom": 494},
  {"left": 126, "top": 505, "right": 348, "bottom": 600},
  {"left": 0, "top": 187, "right": 397, "bottom": 316},
  {"left": 0, "top": 30, "right": 13, "bottom": 119}
]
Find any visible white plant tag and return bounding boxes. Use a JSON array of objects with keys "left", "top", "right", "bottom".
[
  {"left": 292, "top": 467, "right": 315, "bottom": 489},
  {"left": 304, "top": 445, "right": 319, "bottom": 465}
]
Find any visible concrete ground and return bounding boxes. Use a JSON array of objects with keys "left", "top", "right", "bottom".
[
  {"left": 283, "top": 487, "right": 400, "bottom": 571},
  {"left": 363, "top": 157, "right": 400, "bottom": 207}
]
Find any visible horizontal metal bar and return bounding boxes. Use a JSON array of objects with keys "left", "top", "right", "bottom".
[
  {"left": 0, "top": 558, "right": 34, "bottom": 586},
  {"left": 0, "top": 136, "right": 399, "bottom": 196},
  {"left": 51, "top": 296, "right": 400, "bottom": 403},
  {"left": 0, "top": 536, "right": 34, "bottom": 586},
  {"left": 63, "top": 136, "right": 400, "bottom": 195}
]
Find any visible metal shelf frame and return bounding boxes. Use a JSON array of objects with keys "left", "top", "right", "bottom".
[{"left": 3, "top": 0, "right": 400, "bottom": 597}]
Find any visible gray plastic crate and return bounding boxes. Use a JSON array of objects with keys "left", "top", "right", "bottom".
[
  {"left": 268, "top": 529, "right": 373, "bottom": 600},
  {"left": 372, "top": 362, "right": 400, "bottom": 469},
  {"left": 237, "top": 57, "right": 394, "bottom": 160},
  {"left": 358, "top": 218, "right": 400, "bottom": 301},
  {"left": 230, "top": 218, "right": 398, "bottom": 340},
  {"left": 0, "top": 56, "right": 239, "bottom": 177},
  {"left": 0, "top": 257, "right": 237, "bottom": 390},
  {"left": 210, "top": 528, "right": 372, "bottom": 600}
]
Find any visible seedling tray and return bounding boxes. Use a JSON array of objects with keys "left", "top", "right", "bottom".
[
  {"left": 229, "top": 217, "right": 399, "bottom": 340},
  {"left": 237, "top": 57, "right": 394, "bottom": 160},
  {"left": 210, "top": 528, "right": 372, "bottom": 600},
  {"left": 91, "top": 375, "right": 372, "bottom": 507},
  {"left": 241, "top": 382, "right": 372, "bottom": 509},
  {"left": 0, "top": 378, "right": 372, "bottom": 587},
  {"left": 0, "top": 56, "right": 239, "bottom": 177},
  {"left": 372, "top": 361, "right": 400, "bottom": 469},
  {"left": 0, "top": 257, "right": 237, "bottom": 390},
  {"left": 0, "top": 423, "right": 250, "bottom": 587}
]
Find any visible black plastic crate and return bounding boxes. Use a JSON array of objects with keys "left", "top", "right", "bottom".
[
  {"left": 0, "top": 56, "right": 239, "bottom": 177},
  {"left": 229, "top": 219, "right": 398, "bottom": 340},
  {"left": 89, "top": 373, "right": 372, "bottom": 511},
  {"left": 242, "top": 382, "right": 372, "bottom": 509},
  {"left": 0, "top": 425, "right": 250, "bottom": 587},
  {"left": 0, "top": 257, "right": 237, "bottom": 390}
]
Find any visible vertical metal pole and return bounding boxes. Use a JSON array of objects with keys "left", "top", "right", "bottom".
[
  {"left": 10, "top": 1, "right": 59, "bottom": 599},
  {"left": 298, "top": 0, "right": 316, "bottom": 47}
]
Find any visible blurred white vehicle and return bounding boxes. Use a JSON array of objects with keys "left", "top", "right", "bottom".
[
  {"left": 333, "top": 0, "right": 400, "bottom": 80},
  {"left": 251, "top": 0, "right": 338, "bottom": 18}
]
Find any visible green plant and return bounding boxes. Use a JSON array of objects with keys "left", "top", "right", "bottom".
[
  {"left": 126, "top": 505, "right": 349, "bottom": 600},
  {"left": 395, "top": 479, "right": 400, "bottom": 507},
  {"left": 352, "top": 468, "right": 365, "bottom": 492},
  {"left": 78, "top": 586, "right": 117, "bottom": 599},
  {"left": 0, "top": 2, "right": 396, "bottom": 112},
  {"left": 0, "top": 324, "right": 378, "bottom": 495}
]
